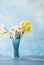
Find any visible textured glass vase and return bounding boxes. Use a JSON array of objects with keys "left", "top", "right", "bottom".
[{"left": 12, "top": 39, "right": 20, "bottom": 59}]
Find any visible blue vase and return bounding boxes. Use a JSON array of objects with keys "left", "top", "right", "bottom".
[{"left": 12, "top": 39, "right": 20, "bottom": 59}]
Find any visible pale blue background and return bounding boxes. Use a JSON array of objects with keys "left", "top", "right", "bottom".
[{"left": 0, "top": 0, "right": 44, "bottom": 56}]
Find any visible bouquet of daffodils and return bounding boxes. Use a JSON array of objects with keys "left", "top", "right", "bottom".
[{"left": 0, "top": 20, "right": 30, "bottom": 39}]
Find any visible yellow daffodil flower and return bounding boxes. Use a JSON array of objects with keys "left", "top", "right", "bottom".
[
  {"left": 21, "top": 20, "right": 30, "bottom": 26},
  {"left": 25, "top": 21, "right": 30, "bottom": 26},
  {"left": 8, "top": 31, "right": 12, "bottom": 36},
  {"left": 25, "top": 26, "right": 30, "bottom": 32},
  {"left": 18, "top": 26, "right": 21, "bottom": 30},
  {"left": 1, "top": 32, "right": 6, "bottom": 36},
  {"left": 11, "top": 28, "right": 15, "bottom": 32},
  {"left": 20, "top": 20, "right": 30, "bottom": 32}
]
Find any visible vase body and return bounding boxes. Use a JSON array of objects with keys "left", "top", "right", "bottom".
[{"left": 12, "top": 39, "right": 20, "bottom": 59}]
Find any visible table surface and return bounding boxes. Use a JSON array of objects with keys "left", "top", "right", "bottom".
[{"left": 0, "top": 56, "right": 44, "bottom": 65}]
